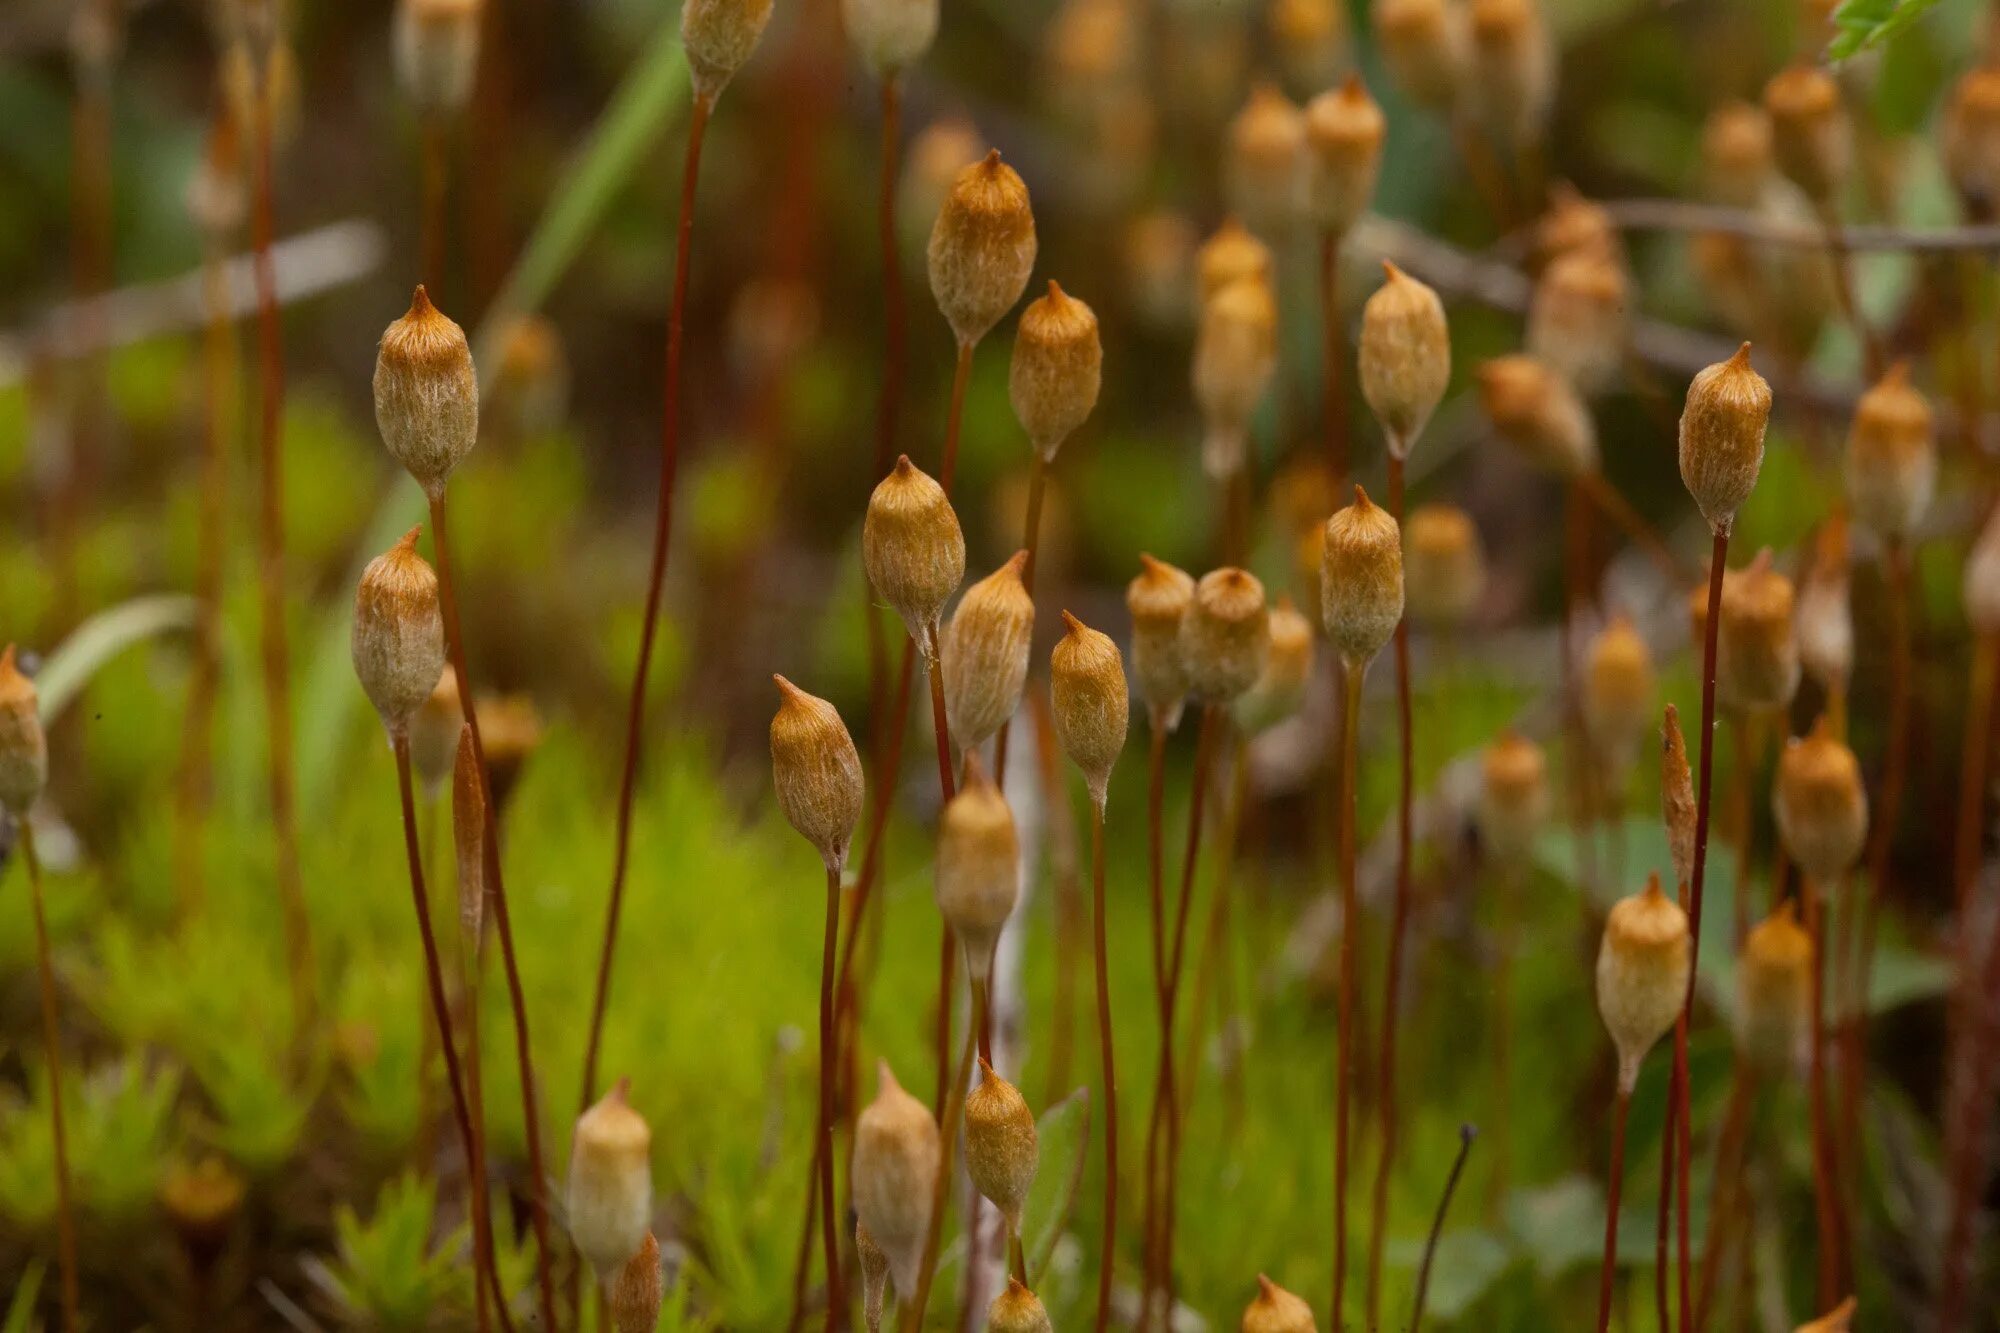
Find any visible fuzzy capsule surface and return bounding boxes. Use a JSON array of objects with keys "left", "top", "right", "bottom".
[
  {"left": 1358, "top": 262, "right": 1450, "bottom": 456},
  {"left": 1535, "top": 183, "right": 1622, "bottom": 267},
  {"left": 1596, "top": 875, "right": 1692, "bottom": 1094},
  {"left": 1661, "top": 705, "right": 1695, "bottom": 891},
  {"left": 1236, "top": 597, "right": 1315, "bottom": 733},
  {"left": 1478, "top": 730, "right": 1548, "bottom": 865},
  {"left": 0, "top": 647, "right": 47, "bottom": 814},
  {"left": 1716, "top": 552, "right": 1800, "bottom": 714},
  {"left": 1525, "top": 249, "right": 1627, "bottom": 394},
  {"left": 1702, "top": 101, "right": 1775, "bottom": 208},
  {"left": 1467, "top": 0, "right": 1553, "bottom": 146},
  {"left": 1009, "top": 280, "right": 1102, "bottom": 458},
  {"left": 393, "top": 0, "right": 482, "bottom": 116},
  {"left": 1477, "top": 354, "right": 1597, "bottom": 476},
  {"left": 851, "top": 1062, "right": 941, "bottom": 1300},
  {"left": 567, "top": 1079, "right": 654, "bottom": 1279},
  {"left": 1404, "top": 502, "right": 1485, "bottom": 628},
  {"left": 770, "top": 676, "right": 865, "bottom": 873},
  {"left": 988, "top": 1278, "right": 1054, "bottom": 1333},
  {"left": 1303, "top": 75, "right": 1384, "bottom": 236},
  {"left": 1321, "top": 485, "right": 1404, "bottom": 668},
  {"left": 1797, "top": 519, "right": 1852, "bottom": 691},
  {"left": 963, "top": 1058, "right": 1038, "bottom": 1233},
  {"left": 941, "top": 553, "right": 1034, "bottom": 750},
  {"left": 1193, "top": 273, "right": 1279, "bottom": 478},
  {"left": 1583, "top": 615, "right": 1654, "bottom": 775},
  {"left": 857, "top": 1220, "right": 890, "bottom": 1332},
  {"left": 351, "top": 527, "right": 448, "bottom": 736},
  {"left": 681, "top": 0, "right": 774, "bottom": 99},
  {"left": 1051, "top": 611, "right": 1130, "bottom": 810},
  {"left": 1678, "top": 343, "right": 1771, "bottom": 535},
  {"left": 1738, "top": 900, "right": 1812, "bottom": 1076},
  {"left": 1844, "top": 364, "right": 1936, "bottom": 542},
  {"left": 863, "top": 455, "right": 967, "bottom": 649},
  {"left": 609, "top": 1233, "right": 663, "bottom": 1333},
  {"left": 1773, "top": 718, "right": 1867, "bottom": 885},
  {"left": 937, "top": 756, "right": 1020, "bottom": 980},
  {"left": 928, "top": 150, "right": 1038, "bottom": 347},
  {"left": 374, "top": 287, "right": 478, "bottom": 498},
  {"left": 1764, "top": 64, "right": 1849, "bottom": 206},
  {"left": 1225, "top": 84, "right": 1306, "bottom": 236},
  {"left": 840, "top": 0, "right": 938, "bottom": 73},
  {"left": 1182, "top": 567, "right": 1271, "bottom": 704},
  {"left": 1128, "top": 555, "right": 1196, "bottom": 728},
  {"left": 1242, "top": 1273, "right": 1318, "bottom": 1333}
]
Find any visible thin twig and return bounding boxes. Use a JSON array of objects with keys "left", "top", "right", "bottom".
[
  {"left": 1595, "top": 1091, "right": 1634, "bottom": 1333},
  {"left": 19, "top": 821, "right": 78, "bottom": 1333},
  {"left": 1333, "top": 663, "right": 1364, "bottom": 1331},
  {"left": 1412, "top": 1124, "right": 1477, "bottom": 1331},
  {"left": 819, "top": 865, "right": 846, "bottom": 1328},
  {"left": 1089, "top": 800, "right": 1118, "bottom": 1333}
]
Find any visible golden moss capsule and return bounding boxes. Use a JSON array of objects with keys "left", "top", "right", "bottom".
[
  {"left": 937, "top": 754, "right": 1021, "bottom": 980},
  {"left": 1124, "top": 209, "right": 1198, "bottom": 332},
  {"left": 1797, "top": 516, "right": 1852, "bottom": 694},
  {"left": 1534, "top": 182, "right": 1622, "bottom": 268},
  {"left": 1738, "top": 899, "right": 1812, "bottom": 1074},
  {"left": 1010, "top": 281, "right": 1103, "bottom": 460},
  {"left": 1795, "top": 1296, "right": 1857, "bottom": 1333},
  {"left": 1478, "top": 729, "right": 1548, "bottom": 865},
  {"left": 1193, "top": 272, "right": 1280, "bottom": 478},
  {"left": 1773, "top": 716, "right": 1867, "bottom": 885},
  {"left": 374, "top": 286, "right": 478, "bottom": 498},
  {"left": 941, "top": 552, "right": 1035, "bottom": 751},
  {"left": 1763, "top": 64, "right": 1849, "bottom": 208},
  {"left": 568, "top": 1079, "right": 653, "bottom": 1279},
  {"left": 1596, "top": 874, "right": 1692, "bottom": 1093},
  {"left": 1128, "top": 555, "right": 1197, "bottom": 728},
  {"left": 1526, "top": 249, "right": 1628, "bottom": 394},
  {"left": 681, "top": 0, "right": 775, "bottom": 100},
  {"left": 185, "top": 106, "right": 246, "bottom": 241},
  {"left": 840, "top": 0, "right": 939, "bottom": 73},
  {"left": 609, "top": 1232, "right": 663, "bottom": 1332},
  {"left": 1197, "top": 217, "right": 1275, "bottom": 309},
  {"left": 1321, "top": 485, "right": 1404, "bottom": 667},
  {"left": 1944, "top": 67, "right": 2000, "bottom": 217},
  {"left": 1226, "top": 83, "right": 1306, "bottom": 236},
  {"left": 1404, "top": 502, "right": 1486, "bottom": 630},
  {"left": 393, "top": 0, "right": 482, "bottom": 117},
  {"left": 1051, "top": 611, "right": 1130, "bottom": 812},
  {"left": 770, "top": 676, "right": 866, "bottom": 874},
  {"left": 1701, "top": 101, "right": 1775, "bottom": 209},
  {"left": 857, "top": 1220, "right": 891, "bottom": 1333},
  {"left": 1182, "top": 567, "right": 1272, "bottom": 704},
  {"left": 1270, "top": 0, "right": 1349, "bottom": 92},
  {"left": 1476, "top": 354, "right": 1598, "bottom": 476},
  {"left": 1678, "top": 343, "right": 1771, "bottom": 536},
  {"left": 863, "top": 455, "right": 967, "bottom": 653},
  {"left": 0, "top": 647, "right": 47, "bottom": 815},
  {"left": 1302, "top": 75, "right": 1384, "bottom": 238},
  {"left": 1468, "top": 0, "right": 1553, "bottom": 148},
  {"left": 1242, "top": 1272, "right": 1318, "bottom": 1333},
  {"left": 491, "top": 313, "right": 571, "bottom": 439},
  {"left": 1358, "top": 262, "right": 1450, "bottom": 457},
  {"left": 852, "top": 1061, "right": 940, "bottom": 1299},
  {"left": 1844, "top": 362, "right": 1936, "bottom": 542},
  {"left": 1661, "top": 705, "right": 1695, "bottom": 892},
  {"left": 1716, "top": 550, "right": 1800, "bottom": 714},
  {"left": 989, "top": 1277, "right": 1055, "bottom": 1333},
  {"left": 1372, "top": 0, "right": 1467, "bottom": 113},
  {"left": 351, "top": 527, "right": 448, "bottom": 737},
  {"left": 1583, "top": 615, "right": 1654, "bottom": 777},
  {"left": 1236, "top": 596, "right": 1316, "bottom": 733},
  {"left": 963, "top": 1058, "right": 1038, "bottom": 1234},
  {"left": 928, "top": 150, "right": 1038, "bottom": 348}
]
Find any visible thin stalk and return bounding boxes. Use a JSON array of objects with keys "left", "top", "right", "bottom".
[
  {"left": 1412, "top": 1125, "right": 1476, "bottom": 1331},
  {"left": 392, "top": 736, "right": 504, "bottom": 1325},
  {"left": 1942, "top": 857, "right": 2000, "bottom": 1331},
  {"left": 819, "top": 865, "right": 846, "bottom": 1329},
  {"left": 925, "top": 623, "right": 959, "bottom": 1118},
  {"left": 1137, "top": 718, "right": 1167, "bottom": 1326},
  {"left": 1802, "top": 876, "right": 1845, "bottom": 1313},
  {"left": 1728, "top": 713, "right": 1757, "bottom": 946},
  {"left": 580, "top": 89, "right": 715, "bottom": 1111},
  {"left": 463, "top": 954, "right": 499, "bottom": 1333},
  {"left": 20, "top": 821, "right": 79, "bottom": 1333},
  {"left": 1333, "top": 663, "right": 1364, "bottom": 1331},
  {"left": 1595, "top": 1090, "right": 1634, "bottom": 1333},
  {"left": 1693, "top": 1063, "right": 1757, "bottom": 1329},
  {"left": 940, "top": 341, "right": 974, "bottom": 493},
  {"left": 1319, "top": 230, "right": 1349, "bottom": 489},
  {"left": 1655, "top": 1051, "right": 1678, "bottom": 1333},
  {"left": 1089, "top": 799, "right": 1118, "bottom": 1333},
  {"left": 1675, "top": 529, "right": 1731, "bottom": 1333},
  {"left": 992, "top": 451, "right": 1048, "bottom": 794},
  {"left": 1489, "top": 864, "right": 1519, "bottom": 1215},
  {"left": 1034, "top": 690, "right": 1082, "bottom": 1108},
  {"left": 428, "top": 494, "right": 559, "bottom": 1328},
  {"left": 250, "top": 48, "right": 315, "bottom": 1056},
  {"left": 900, "top": 978, "right": 984, "bottom": 1333},
  {"left": 1366, "top": 454, "right": 1418, "bottom": 1327},
  {"left": 1176, "top": 752, "right": 1251, "bottom": 1121}
]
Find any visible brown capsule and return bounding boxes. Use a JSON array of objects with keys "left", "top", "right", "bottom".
[
  {"left": 1968, "top": 503, "right": 2000, "bottom": 637},
  {"left": 160, "top": 1154, "right": 246, "bottom": 1262},
  {"left": 1270, "top": 0, "right": 1349, "bottom": 92},
  {"left": 770, "top": 676, "right": 866, "bottom": 874},
  {"left": 1476, "top": 354, "right": 1598, "bottom": 476},
  {"left": 1763, "top": 64, "right": 1849, "bottom": 208},
  {"left": 567, "top": 1078, "right": 653, "bottom": 1279},
  {"left": 393, "top": 0, "right": 483, "bottom": 116},
  {"left": 1944, "top": 67, "right": 2000, "bottom": 218},
  {"left": 1128, "top": 555, "right": 1197, "bottom": 729},
  {"left": 1468, "top": 0, "right": 1553, "bottom": 148},
  {"left": 1534, "top": 182, "right": 1622, "bottom": 268},
  {"left": 863, "top": 455, "right": 968, "bottom": 652},
  {"left": 475, "top": 692, "right": 541, "bottom": 811},
  {"left": 1051, "top": 611, "right": 1130, "bottom": 811},
  {"left": 1372, "top": 0, "right": 1467, "bottom": 112},
  {"left": 1124, "top": 209, "right": 1199, "bottom": 333},
  {"left": 1358, "top": 262, "right": 1450, "bottom": 458},
  {"left": 1242, "top": 1272, "right": 1318, "bottom": 1333},
  {"left": 1196, "top": 217, "right": 1275, "bottom": 309},
  {"left": 1302, "top": 76, "right": 1384, "bottom": 238},
  {"left": 900, "top": 117, "right": 986, "bottom": 258},
  {"left": 1182, "top": 567, "right": 1272, "bottom": 704},
  {"left": 857, "top": 1219, "right": 891, "bottom": 1333},
  {"left": 1701, "top": 101, "right": 1776, "bottom": 209},
  {"left": 491, "top": 313, "right": 571, "bottom": 439},
  {"left": 1193, "top": 271, "right": 1280, "bottom": 478},
  {"left": 374, "top": 286, "right": 478, "bottom": 498},
  {"left": 221, "top": 37, "right": 302, "bottom": 149},
  {"left": 185, "top": 106, "right": 246, "bottom": 241},
  {"left": 1236, "top": 596, "right": 1316, "bottom": 733},
  {"left": 941, "top": 553, "right": 1035, "bottom": 751},
  {"left": 451, "top": 723, "right": 485, "bottom": 948},
  {"left": 988, "top": 1276, "right": 1055, "bottom": 1333},
  {"left": 1526, "top": 250, "right": 1628, "bottom": 394},
  {"left": 1225, "top": 83, "right": 1307, "bottom": 237},
  {"left": 1010, "top": 280, "right": 1103, "bottom": 459},
  {"left": 1478, "top": 729, "right": 1549, "bottom": 865},
  {"left": 1661, "top": 706, "right": 1695, "bottom": 893},
  {"left": 1583, "top": 614, "right": 1655, "bottom": 777},
  {"left": 1774, "top": 715, "right": 1867, "bottom": 885},
  {"left": 1716, "top": 549, "right": 1800, "bottom": 714},
  {"left": 1797, "top": 515, "right": 1852, "bottom": 693},
  {"left": 937, "top": 754, "right": 1021, "bottom": 980},
  {"left": 928, "top": 150, "right": 1038, "bottom": 348},
  {"left": 1794, "top": 1296, "right": 1857, "bottom": 1333},
  {"left": 351, "top": 527, "right": 447, "bottom": 737},
  {"left": 0, "top": 647, "right": 47, "bottom": 816},
  {"left": 681, "top": 0, "right": 774, "bottom": 100},
  {"left": 1678, "top": 343, "right": 1771, "bottom": 536},
  {"left": 963, "top": 1058, "right": 1039, "bottom": 1234},
  {"left": 1596, "top": 873, "right": 1692, "bottom": 1094},
  {"left": 1403, "top": 502, "right": 1486, "bottom": 630},
  {"left": 840, "top": 0, "right": 939, "bottom": 73},
  {"left": 1321, "top": 486, "right": 1404, "bottom": 668},
  {"left": 1844, "top": 362, "right": 1936, "bottom": 542},
  {"left": 609, "top": 1232, "right": 664, "bottom": 1332},
  {"left": 852, "top": 1061, "right": 940, "bottom": 1299},
  {"left": 1738, "top": 899, "right": 1812, "bottom": 1075}
]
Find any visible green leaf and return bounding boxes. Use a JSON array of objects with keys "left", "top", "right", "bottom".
[
  {"left": 1, "top": 1260, "right": 43, "bottom": 1333},
  {"left": 1020, "top": 1087, "right": 1091, "bottom": 1286},
  {"left": 1827, "top": 0, "right": 1943, "bottom": 59},
  {"left": 32, "top": 594, "right": 197, "bottom": 722}
]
